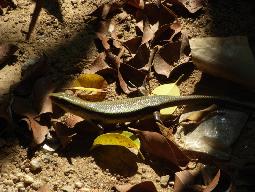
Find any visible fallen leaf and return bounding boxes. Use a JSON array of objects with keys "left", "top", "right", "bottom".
[
  {"left": 83, "top": 53, "right": 115, "bottom": 78},
  {"left": 67, "top": 73, "right": 108, "bottom": 101},
  {"left": 123, "top": 37, "right": 142, "bottom": 56},
  {"left": 114, "top": 181, "right": 157, "bottom": 192},
  {"left": 153, "top": 41, "right": 182, "bottom": 77},
  {"left": 52, "top": 121, "right": 75, "bottom": 148},
  {"left": 127, "top": 0, "right": 145, "bottom": 9},
  {"left": 126, "top": 43, "right": 150, "bottom": 69},
  {"left": 203, "top": 170, "right": 220, "bottom": 192},
  {"left": 118, "top": 62, "right": 147, "bottom": 94},
  {"left": 179, "top": 104, "right": 217, "bottom": 125},
  {"left": 152, "top": 77, "right": 181, "bottom": 116},
  {"left": 141, "top": 18, "right": 158, "bottom": 44},
  {"left": 20, "top": 115, "right": 48, "bottom": 145},
  {"left": 134, "top": 130, "right": 189, "bottom": 168},
  {"left": 95, "top": 20, "right": 118, "bottom": 50},
  {"left": 0, "top": 43, "right": 18, "bottom": 66},
  {"left": 32, "top": 76, "right": 57, "bottom": 115},
  {"left": 174, "top": 170, "right": 196, "bottom": 192},
  {"left": 152, "top": 22, "right": 182, "bottom": 46},
  {"left": 142, "top": 3, "right": 177, "bottom": 27},
  {"left": 91, "top": 131, "right": 141, "bottom": 155}
]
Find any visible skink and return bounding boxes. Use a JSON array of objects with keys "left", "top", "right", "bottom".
[{"left": 50, "top": 92, "right": 255, "bottom": 124}]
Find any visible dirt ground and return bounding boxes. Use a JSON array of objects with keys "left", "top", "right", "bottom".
[{"left": 1, "top": 0, "right": 255, "bottom": 191}]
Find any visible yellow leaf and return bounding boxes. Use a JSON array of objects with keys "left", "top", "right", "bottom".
[
  {"left": 91, "top": 131, "right": 140, "bottom": 155},
  {"left": 72, "top": 73, "right": 107, "bottom": 89},
  {"left": 152, "top": 76, "right": 182, "bottom": 116},
  {"left": 67, "top": 74, "right": 108, "bottom": 101}
]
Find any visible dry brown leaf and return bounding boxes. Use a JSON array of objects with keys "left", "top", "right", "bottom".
[
  {"left": 123, "top": 37, "right": 142, "bottom": 56},
  {"left": 20, "top": 115, "right": 48, "bottom": 145},
  {"left": 152, "top": 22, "right": 182, "bottom": 46},
  {"left": 134, "top": 130, "right": 189, "bottom": 168},
  {"left": 0, "top": 43, "right": 18, "bottom": 66},
  {"left": 141, "top": 18, "right": 157, "bottom": 44},
  {"left": 52, "top": 121, "right": 75, "bottom": 148},
  {"left": 153, "top": 42, "right": 181, "bottom": 77},
  {"left": 96, "top": 20, "right": 117, "bottom": 50},
  {"left": 179, "top": 104, "right": 217, "bottom": 125},
  {"left": 174, "top": 170, "right": 196, "bottom": 192},
  {"left": 114, "top": 181, "right": 157, "bottom": 192},
  {"left": 118, "top": 63, "right": 147, "bottom": 94},
  {"left": 32, "top": 76, "right": 57, "bottom": 115},
  {"left": 83, "top": 53, "right": 115, "bottom": 77},
  {"left": 126, "top": 43, "right": 150, "bottom": 69},
  {"left": 203, "top": 170, "right": 220, "bottom": 192},
  {"left": 127, "top": 0, "right": 145, "bottom": 9}
]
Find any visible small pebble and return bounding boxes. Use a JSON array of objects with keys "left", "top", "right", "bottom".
[
  {"left": 16, "top": 182, "right": 24, "bottom": 189},
  {"left": 160, "top": 175, "right": 170, "bottom": 187},
  {"left": 23, "top": 175, "right": 34, "bottom": 185},
  {"left": 75, "top": 181, "right": 83, "bottom": 189},
  {"left": 30, "top": 158, "right": 42, "bottom": 172},
  {"left": 3, "top": 179, "right": 14, "bottom": 186}
]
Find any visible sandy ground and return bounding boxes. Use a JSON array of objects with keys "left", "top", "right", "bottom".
[{"left": 1, "top": 0, "right": 255, "bottom": 191}]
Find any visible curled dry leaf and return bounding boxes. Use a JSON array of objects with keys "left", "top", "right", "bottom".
[
  {"left": 52, "top": 121, "right": 75, "bottom": 148},
  {"left": 83, "top": 52, "right": 115, "bottom": 77},
  {"left": 20, "top": 115, "right": 48, "bottom": 145},
  {"left": 123, "top": 37, "right": 142, "bottom": 56},
  {"left": 0, "top": 43, "right": 18, "bottom": 66},
  {"left": 96, "top": 20, "right": 118, "bottom": 50},
  {"left": 179, "top": 104, "right": 217, "bottom": 125},
  {"left": 174, "top": 170, "right": 196, "bottom": 192},
  {"left": 153, "top": 41, "right": 182, "bottom": 77},
  {"left": 152, "top": 22, "right": 182, "bottom": 47},
  {"left": 127, "top": 0, "right": 145, "bottom": 9},
  {"left": 126, "top": 43, "right": 150, "bottom": 70},
  {"left": 114, "top": 181, "right": 157, "bottom": 192},
  {"left": 135, "top": 3, "right": 177, "bottom": 34},
  {"left": 32, "top": 76, "right": 57, "bottom": 115},
  {"left": 118, "top": 63, "right": 147, "bottom": 94},
  {"left": 134, "top": 130, "right": 189, "bottom": 168}
]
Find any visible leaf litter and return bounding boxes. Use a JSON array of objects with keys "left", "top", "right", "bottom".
[{"left": 0, "top": 0, "right": 254, "bottom": 191}]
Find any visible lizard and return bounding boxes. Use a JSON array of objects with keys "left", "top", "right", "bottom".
[{"left": 49, "top": 92, "right": 255, "bottom": 124}]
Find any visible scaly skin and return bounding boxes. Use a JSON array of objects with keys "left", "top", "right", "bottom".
[{"left": 50, "top": 92, "right": 255, "bottom": 124}]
